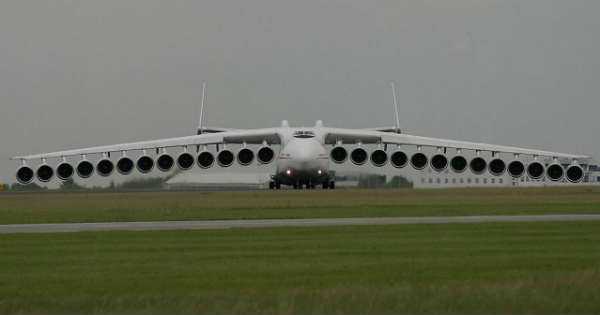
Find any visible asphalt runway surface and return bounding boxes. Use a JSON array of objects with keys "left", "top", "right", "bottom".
[{"left": 1, "top": 214, "right": 600, "bottom": 234}]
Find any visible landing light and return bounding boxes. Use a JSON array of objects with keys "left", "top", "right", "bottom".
[
  {"left": 286, "top": 169, "right": 292, "bottom": 176},
  {"left": 317, "top": 170, "right": 322, "bottom": 175}
]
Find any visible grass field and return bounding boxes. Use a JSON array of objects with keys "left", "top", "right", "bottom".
[
  {"left": 1, "top": 222, "right": 599, "bottom": 315},
  {"left": 1, "top": 186, "right": 600, "bottom": 224}
]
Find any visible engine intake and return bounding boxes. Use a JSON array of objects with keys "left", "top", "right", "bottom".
[
  {"left": 390, "top": 151, "right": 408, "bottom": 168},
  {"left": 470, "top": 157, "right": 487, "bottom": 174},
  {"left": 527, "top": 161, "right": 545, "bottom": 179},
  {"left": 136, "top": 156, "right": 154, "bottom": 173},
  {"left": 566, "top": 165, "right": 584, "bottom": 183},
  {"left": 450, "top": 156, "right": 467, "bottom": 173},
  {"left": 411, "top": 153, "right": 428, "bottom": 170},
  {"left": 237, "top": 148, "right": 254, "bottom": 166},
  {"left": 330, "top": 147, "right": 348, "bottom": 164},
  {"left": 370, "top": 149, "right": 388, "bottom": 167},
  {"left": 217, "top": 150, "right": 235, "bottom": 167},
  {"left": 117, "top": 157, "right": 134, "bottom": 175},
  {"left": 36, "top": 165, "right": 54, "bottom": 182},
  {"left": 197, "top": 151, "right": 215, "bottom": 169},
  {"left": 77, "top": 161, "right": 94, "bottom": 178},
  {"left": 16, "top": 166, "right": 34, "bottom": 185},
  {"left": 257, "top": 147, "right": 275, "bottom": 164},
  {"left": 546, "top": 164, "right": 564, "bottom": 181},
  {"left": 431, "top": 154, "right": 448, "bottom": 172},
  {"left": 350, "top": 148, "right": 368, "bottom": 165},
  {"left": 177, "top": 153, "right": 195, "bottom": 170},
  {"left": 56, "top": 163, "right": 74, "bottom": 181},
  {"left": 489, "top": 159, "right": 506, "bottom": 176},
  {"left": 157, "top": 154, "right": 175, "bottom": 172},
  {"left": 507, "top": 161, "right": 525, "bottom": 178},
  {"left": 97, "top": 159, "right": 114, "bottom": 177}
]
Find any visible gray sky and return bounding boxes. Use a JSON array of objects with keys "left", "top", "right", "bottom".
[{"left": 1, "top": 0, "right": 599, "bottom": 184}]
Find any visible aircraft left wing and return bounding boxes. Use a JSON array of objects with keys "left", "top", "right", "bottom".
[
  {"left": 12, "top": 128, "right": 281, "bottom": 161},
  {"left": 323, "top": 128, "right": 589, "bottom": 160}
]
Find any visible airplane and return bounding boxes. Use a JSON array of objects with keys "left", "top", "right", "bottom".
[{"left": 12, "top": 82, "right": 591, "bottom": 189}]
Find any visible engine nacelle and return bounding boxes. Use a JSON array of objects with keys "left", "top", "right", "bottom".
[
  {"left": 430, "top": 154, "right": 448, "bottom": 172},
  {"left": 527, "top": 161, "right": 545, "bottom": 179},
  {"left": 507, "top": 160, "right": 525, "bottom": 178},
  {"left": 217, "top": 150, "right": 235, "bottom": 167},
  {"left": 77, "top": 160, "right": 94, "bottom": 178},
  {"left": 96, "top": 159, "right": 114, "bottom": 177},
  {"left": 370, "top": 149, "right": 388, "bottom": 167},
  {"left": 257, "top": 146, "right": 275, "bottom": 164},
  {"left": 176, "top": 152, "right": 195, "bottom": 170},
  {"left": 566, "top": 165, "right": 584, "bottom": 183},
  {"left": 117, "top": 157, "right": 134, "bottom": 175},
  {"left": 411, "top": 153, "right": 428, "bottom": 170},
  {"left": 489, "top": 159, "right": 506, "bottom": 176},
  {"left": 136, "top": 156, "right": 154, "bottom": 174},
  {"left": 237, "top": 148, "right": 255, "bottom": 166},
  {"left": 450, "top": 156, "right": 467, "bottom": 173},
  {"left": 36, "top": 164, "right": 54, "bottom": 182},
  {"left": 330, "top": 147, "right": 348, "bottom": 164},
  {"left": 350, "top": 148, "right": 368, "bottom": 165},
  {"left": 157, "top": 154, "right": 175, "bottom": 172},
  {"left": 56, "top": 163, "right": 74, "bottom": 181},
  {"left": 470, "top": 157, "right": 487, "bottom": 174},
  {"left": 546, "top": 164, "right": 564, "bottom": 181},
  {"left": 16, "top": 166, "right": 34, "bottom": 185},
  {"left": 390, "top": 151, "right": 407, "bottom": 168},
  {"left": 197, "top": 151, "right": 215, "bottom": 169}
]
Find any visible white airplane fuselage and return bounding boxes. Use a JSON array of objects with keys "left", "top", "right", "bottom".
[{"left": 271, "top": 125, "right": 332, "bottom": 187}]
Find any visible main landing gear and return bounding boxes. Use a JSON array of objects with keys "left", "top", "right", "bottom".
[{"left": 268, "top": 180, "right": 335, "bottom": 190}]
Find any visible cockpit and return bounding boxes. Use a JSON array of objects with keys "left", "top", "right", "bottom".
[{"left": 293, "top": 130, "right": 316, "bottom": 138}]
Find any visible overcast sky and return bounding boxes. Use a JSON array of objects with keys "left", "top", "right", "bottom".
[{"left": 1, "top": 0, "right": 599, "bottom": 184}]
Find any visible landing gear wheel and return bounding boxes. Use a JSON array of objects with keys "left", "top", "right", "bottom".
[
  {"left": 329, "top": 181, "right": 335, "bottom": 190},
  {"left": 322, "top": 182, "right": 329, "bottom": 189},
  {"left": 275, "top": 181, "right": 281, "bottom": 190},
  {"left": 269, "top": 181, "right": 275, "bottom": 190}
]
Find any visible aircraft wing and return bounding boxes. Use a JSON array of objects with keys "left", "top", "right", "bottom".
[
  {"left": 323, "top": 128, "right": 589, "bottom": 160},
  {"left": 12, "top": 128, "right": 281, "bottom": 161}
]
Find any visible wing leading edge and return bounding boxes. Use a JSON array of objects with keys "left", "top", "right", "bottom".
[
  {"left": 12, "top": 128, "right": 282, "bottom": 161},
  {"left": 323, "top": 128, "right": 589, "bottom": 160}
]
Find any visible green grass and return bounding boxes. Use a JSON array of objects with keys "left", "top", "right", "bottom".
[
  {"left": 1, "top": 222, "right": 599, "bottom": 314},
  {"left": 1, "top": 187, "right": 600, "bottom": 224}
]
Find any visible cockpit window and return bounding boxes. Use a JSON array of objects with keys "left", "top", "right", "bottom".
[{"left": 293, "top": 131, "right": 315, "bottom": 138}]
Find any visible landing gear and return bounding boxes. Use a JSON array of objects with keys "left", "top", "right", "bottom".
[
  {"left": 322, "top": 181, "right": 335, "bottom": 190},
  {"left": 269, "top": 180, "right": 281, "bottom": 190}
]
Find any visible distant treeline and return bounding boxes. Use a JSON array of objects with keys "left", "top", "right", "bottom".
[{"left": 6, "top": 177, "right": 168, "bottom": 192}]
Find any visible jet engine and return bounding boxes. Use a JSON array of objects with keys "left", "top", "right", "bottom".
[
  {"left": 177, "top": 152, "right": 195, "bottom": 170},
  {"left": 217, "top": 150, "right": 235, "bottom": 167},
  {"left": 330, "top": 146, "right": 348, "bottom": 164},
  {"left": 390, "top": 151, "right": 408, "bottom": 168},
  {"left": 136, "top": 156, "right": 154, "bottom": 173},
  {"left": 350, "top": 148, "right": 368, "bottom": 165},
  {"left": 157, "top": 154, "right": 175, "bottom": 172},
  {"left": 56, "top": 163, "right": 74, "bottom": 181},
  {"left": 410, "top": 152, "right": 428, "bottom": 170},
  {"left": 257, "top": 146, "right": 275, "bottom": 164},
  {"left": 430, "top": 154, "right": 448, "bottom": 172},
  {"left": 36, "top": 164, "right": 54, "bottom": 182},
  {"left": 470, "top": 157, "right": 487, "bottom": 174},
  {"left": 507, "top": 161, "right": 525, "bottom": 178},
  {"left": 527, "top": 161, "right": 545, "bottom": 179},
  {"left": 117, "top": 157, "right": 134, "bottom": 175},
  {"left": 489, "top": 159, "right": 506, "bottom": 176},
  {"left": 566, "top": 165, "right": 584, "bottom": 183},
  {"left": 96, "top": 159, "right": 114, "bottom": 177},
  {"left": 450, "top": 156, "right": 467, "bottom": 173},
  {"left": 16, "top": 166, "right": 34, "bottom": 185},
  {"left": 546, "top": 164, "right": 564, "bottom": 181},
  {"left": 77, "top": 160, "right": 94, "bottom": 178},
  {"left": 197, "top": 151, "right": 215, "bottom": 169},
  {"left": 370, "top": 149, "right": 388, "bottom": 167},
  {"left": 237, "top": 148, "right": 255, "bottom": 166}
]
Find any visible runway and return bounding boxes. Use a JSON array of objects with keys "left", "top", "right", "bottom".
[{"left": 1, "top": 214, "right": 600, "bottom": 234}]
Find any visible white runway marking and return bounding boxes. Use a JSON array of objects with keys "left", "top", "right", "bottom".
[{"left": 1, "top": 214, "right": 600, "bottom": 234}]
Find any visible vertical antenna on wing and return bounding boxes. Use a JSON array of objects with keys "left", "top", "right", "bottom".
[
  {"left": 197, "top": 81, "right": 207, "bottom": 135},
  {"left": 390, "top": 81, "right": 401, "bottom": 133}
]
